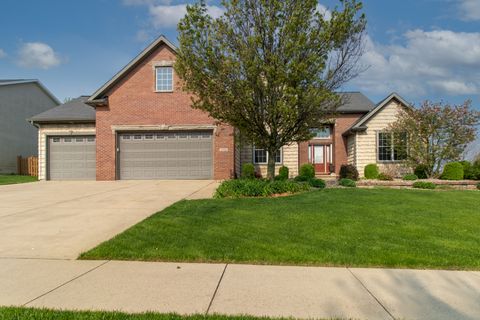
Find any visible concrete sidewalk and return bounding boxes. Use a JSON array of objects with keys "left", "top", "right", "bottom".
[{"left": 1, "top": 259, "right": 479, "bottom": 320}]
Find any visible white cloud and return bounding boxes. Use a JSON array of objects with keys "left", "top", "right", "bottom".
[
  {"left": 149, "top": 4, "right": 224, "bottom": 29},
  {"left": 459, "top": 0, "right": 480, "bottom": 21},
  {"left": 17, "top": 42, "right": 62, "bottom": 69},
  {"left": 353, "top": 30, "right": 480, "bottom": 97},
  {"left": 0, "top": 49, "right": 6, "bottom": 58},
  {"left": 316, "top": 4, "right": 331, "bottom": 21}
]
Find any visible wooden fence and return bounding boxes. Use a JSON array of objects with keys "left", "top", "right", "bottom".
[{"left": 17, "top": 156, "right": 38, "bottom": 177}]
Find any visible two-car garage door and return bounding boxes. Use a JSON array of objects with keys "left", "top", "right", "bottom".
[
  {"left": 118, "top": 131, "right": 213, "bottom": 180},
  {"left": 47, "top": 131, "right": 213, "bottom": 180}
]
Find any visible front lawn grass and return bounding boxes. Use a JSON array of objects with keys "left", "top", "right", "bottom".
[
  {"left": 0, "top": 307, "right": 312, "bottom": 320},
  {"left": 0, "top": 174, "right": 37, "bottom": 185},
  {"left": 80, "top": 188, "right": 480, "bottom": 270}
]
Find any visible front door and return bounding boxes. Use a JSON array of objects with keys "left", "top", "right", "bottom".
[{"left": 309, "top": 144, "right": 331, "bottom": 174}]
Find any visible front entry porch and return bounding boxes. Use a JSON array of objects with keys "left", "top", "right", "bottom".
[{"left": 308, "top": 143, "right": 335, "bottom": 175}]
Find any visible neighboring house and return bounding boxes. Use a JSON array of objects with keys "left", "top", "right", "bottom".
[
  {"left": 0, "top": 79, "right": 59, "bottom": 174},
  {"left": 30, "top": 35, "right": 410, "bottom": 181}
]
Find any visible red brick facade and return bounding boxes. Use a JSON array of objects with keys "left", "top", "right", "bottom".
[
  {"left": 298, "top": 113, "right": 364, "bottom": 175},
  {"left": 95, "top": 43, "right": 235, "bottom": 180}
]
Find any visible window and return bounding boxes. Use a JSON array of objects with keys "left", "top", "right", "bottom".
[
  {"left": 311, "top": 126, "right": 331, "bottom": 139},
  {"left": 145, "top": 134, "right": 154, "bottom": 140},
  {"left": 377, "top": 132, "right": 407, "bottom": 161},
  {"left": 253, "top": 146, "right": 282, "bottom": 164},
  {"left": 155, "top": 66, "right": 173, "bottom": 92},
  {"left": 52, "top": 137, "right": 60, "bottom": 143}
]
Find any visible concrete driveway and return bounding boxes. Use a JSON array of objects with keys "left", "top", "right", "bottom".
[{"left": 0, "top": 180, "right": 217, "bottom": 259}]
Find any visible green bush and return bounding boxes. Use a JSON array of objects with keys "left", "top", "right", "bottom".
[
  {"left": 414, "top": 164, "right": 429, "bottom": 179},
  {"left": 299, "top": 163, "right": 315, "bottom": 179},
  {"left": 339, "top": 165, "right": 359, "bottom": 181},
  {"left": 460, "top": 161, "right": 479, "bottom": 180},
  {"left": 412, "top": 181, "right": 436, "bottom": 189},
  {"left": 215, "top": 179, "right": 310, "bottom": 198},
  {"left": 477, "top": 182, "right": 480, "bottom": 190},
  {"left": 241, "top": 163, "right": 256, "bottom": 179},
  {"left": 276, "top": 166, "right": 289, "bottom": 180},
  {"left": 308, "top": 178, "right": 326, "bottom": 189},
  {"left": 364, "top": 164, "right": 379, "bottom": 179},
  {"left": 403, "top": 174, "right": 418, "bottom": 181},
  {"left": 339, "top": 178, "right": 356, "bottom": 187},
  {"left": 377, "top": 173, "right": 394, "bottom": 181},
  {"left": 294, "top": 175, "right": 308, "bottom": 182},
  {"left": 441, "top": 162, "right": 464, "bottom": 180}
]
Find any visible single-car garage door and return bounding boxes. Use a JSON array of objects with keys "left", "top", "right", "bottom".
[
  {"left": 119, "top": 131, "right": 213, "bottom": 180},
  {"left": 48, "top": 136, "right": 96, "bottom": 180}
]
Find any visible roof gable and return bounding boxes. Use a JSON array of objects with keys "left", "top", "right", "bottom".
[
  {"left": 349, "top": 92, "right": 411, "bottom": 131},
  {"left": 88, "top": 35, "right": 177, "bottom": 102}
]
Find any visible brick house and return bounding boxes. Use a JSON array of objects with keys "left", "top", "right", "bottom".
[{"left": 30, "top": 35, "right": 410, "bottom": 181}]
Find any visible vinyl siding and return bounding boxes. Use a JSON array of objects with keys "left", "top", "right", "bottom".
[
  {"left": 355, "top": 100, "right": 405, "bottom": 177},
  {"left": 240, "top": 141, "right": 298, "bottom": 178},
  {"left": 0, "top": 83, "right": 58, "bottom": 173}
]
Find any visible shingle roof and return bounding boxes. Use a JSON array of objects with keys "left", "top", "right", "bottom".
[
  {"left": 337, "top": 92, "right": 376, "bottom": 113},
  {"left": 343, "top": 92, "right": 412, "bottom": 136},
  {"left": 29, "top": 96, "right": 95, "bottom": 123}
]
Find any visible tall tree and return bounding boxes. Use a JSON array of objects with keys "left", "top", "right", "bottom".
[
  {"left": 389, "top": 101, "right": 480, "bottom": 177},
  {"left": 175, "top": 0, "right": 366, "bottom": 179}
]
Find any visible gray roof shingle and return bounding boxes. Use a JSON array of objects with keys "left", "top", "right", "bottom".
[
  {"left": 29, "top": 96, "right": 95, "bottom": 123},
  {"left": 337, "top": 92, "right": 376, "bottom": 113}
]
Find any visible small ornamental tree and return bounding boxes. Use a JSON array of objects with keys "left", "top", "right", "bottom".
[
  {"left": 176, "top": 0, "right": 366, "bottom": 179},
  {"left": 389, "top": 101, "right": 480, "bottom": 178}
]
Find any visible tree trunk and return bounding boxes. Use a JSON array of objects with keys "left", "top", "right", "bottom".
[{"left": 267, "top": 150, "right": 276, "bottom": 181}]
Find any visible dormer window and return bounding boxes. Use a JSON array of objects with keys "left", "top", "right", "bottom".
[{"left": 155, "top": 66, "right": 173, "bottom": 92}]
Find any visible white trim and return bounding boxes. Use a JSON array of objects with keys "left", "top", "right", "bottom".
[
  {"left": 252, "top": 146, "right": 283, "bottom": 164},
  {"left": 352, "top": 93, "right": 412, "bottom": 131},
  {"left": 376, "top": 131, "right": 406, "bottom": 163},
  {"left": 110, "top": 124, "right": 216, "bottom": 133},
  {"left": 155, "top": 66, "right": 174, "bottom": 93}
]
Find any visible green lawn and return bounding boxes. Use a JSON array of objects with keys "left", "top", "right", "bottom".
[
  {"left": 80, "top": 188, "right": 480, "bottom": 270},
  {"left": 0, "top": 174, "right": 37, "bottom": 185},
  {"left": 0, "top": 307, "right": 306, "bottom": 320}
]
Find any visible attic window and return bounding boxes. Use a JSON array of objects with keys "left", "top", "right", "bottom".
[{"left": 155, "top": 66, "right": 173, "bottom": 92}]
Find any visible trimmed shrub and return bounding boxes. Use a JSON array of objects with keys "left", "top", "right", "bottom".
[
  {"left": 414, "top": 164, "right": 429, "bottom": 179},
  {"left": 460, "top": 161, "right": 478, "bottom": 180},
  {"left": 339, "top": 178, "right": 356, "bottom": 187},
  {"left": 339, "top": 164, "right": 359, "bottom": 181},
  {"left": 377, "top": 173, "right": 394, "bottom": 181},
  {"left": 215, "top": 179, "right": 310, "bottom": 198},
  {"left": 308, "top": 178, "right": 326, "bottom": 189},
  {"left": 403, "top": 174, "right": 418, "bottom": 181},
  {"left": 364, "top": 164, "right": 379, "bottom": 179},
  {"left": 441, "top": 162, "right": 464, "bottom": 180},
  {"left": 412, "top": 181, "right": 436, "bottom": 189},
  {"left": 477, "top": 182, "right": 480, "bottom": 190},
  {"left": 299, "top": 163, "right": 315, "bottom": 179},
  {"left": 276, "top": 166, "right": 289, "bottom": 180},
  {"left": 294, "top": 175, "right": 309, "bottom": 182},
  {"left": 241, "top": 163, "right": 256, "bottom": 179}
]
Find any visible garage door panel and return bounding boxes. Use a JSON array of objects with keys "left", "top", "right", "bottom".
[
  {"left": 48, "top": 136, "right": 96, "bottom": 180},
  {"left": 119, "top": 131, "right": 213, "bottom": 180}
]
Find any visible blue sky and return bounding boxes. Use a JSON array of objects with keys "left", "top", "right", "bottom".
[{"left": 1, "top": 0, "right": 480, "bottom": 111}]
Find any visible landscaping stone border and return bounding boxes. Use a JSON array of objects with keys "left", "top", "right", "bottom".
[{"left": 357, "top": 179, "right": 478, "bottom": 190}]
